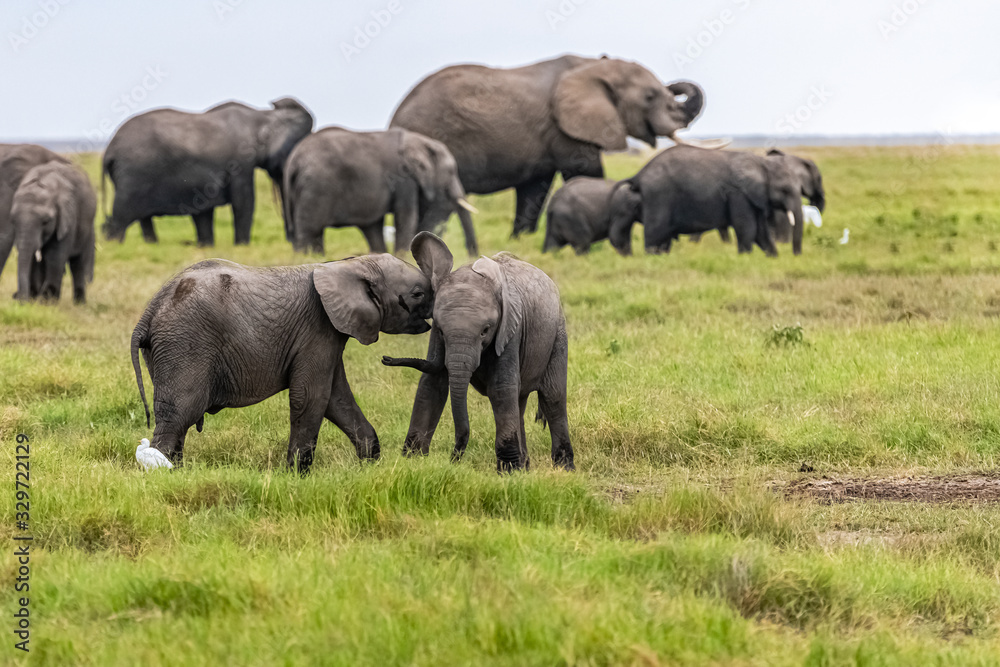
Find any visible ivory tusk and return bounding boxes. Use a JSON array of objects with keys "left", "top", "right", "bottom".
[
  {"left": 457, "top": 198, "right": 479, "bottom": 214},
  {"left": 34, "top": 250, "right": 42, "bottom": 262},
  {"left": 669, "top": 133, "right": 731, "bottom": 150},
  {"left": 787, "top": 210, "right": 796, "bottom": 227}
]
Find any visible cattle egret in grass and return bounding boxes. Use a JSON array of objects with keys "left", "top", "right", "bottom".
[
  {"left": 384, "top": 225, "right": 396, "bottom": 245},
  {"left": 803, "top": 205, "right": 823, "bottom": 228},
  {"left": 136, "top": 438, "right": 173, "bottom": 470},
  {"left": 839, "top": 228, "right": 850, "bottom": 245}
]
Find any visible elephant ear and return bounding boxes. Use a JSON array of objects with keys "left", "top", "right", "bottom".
[
  {"left": 312, "top": 259, "right": 381, "bottom": 345},
  {"left": 733, "top": 157, "right": 769, "bottom": 212},
  {"left": 411, "top": 231, "right": 453, "bottom": 289},
  {"left": 401, "top": 136, "right": 438, "bottom": 202},
  {"left": 552, "top": 62, "right": 628, "bottom": 151},
  {"left": 52, "top": 172, "right": 78, "bottom": 241},
  {"left": 472, "top": 256, "right": 523, "bottom": 356}
]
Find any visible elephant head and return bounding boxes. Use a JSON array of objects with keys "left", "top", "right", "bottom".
[
  {"left": 400, "top": 132, "right": 478, "bottom": 256},
  {"left": 607, "top": 180, "right": 644, "bottom": 254},
  {"left": 313, "top": 253, "right": 432, "bottom": 345},
  {"left": 257, "top": 97, "right": 315, "bottom": 198},
  {"left": 767, "top": 149, "right": 825, "bottom": 212},
  {"left": 758, "top": 157, "right": 805, "bottom": 255},
  {"left": 10, "top": 164, "right": 77, "bottom": 300},
  {"left": 552, "top": 58, "right": 706, "bottom": 150},
  {"left": 409, "top": 233, "right": 520, "bottom": 451}
]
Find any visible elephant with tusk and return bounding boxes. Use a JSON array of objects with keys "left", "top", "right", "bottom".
[{"left": 390, "top": 54, "right": 722, "bottom": 238}]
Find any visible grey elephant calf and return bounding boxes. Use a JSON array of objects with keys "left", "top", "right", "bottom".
[
  {"left": 283, "top": 126, "right": 478, "bottom": 257},
  {"left": 542, "top": 176, "right": 621, "bottom": 254},
  {"left": 11, "top": 161, "right": 96, "bottom": 303},
  {"left": 131, "top": 255, "right": 433, "bottom": 472},
  {"left": 383, "top": 232, "right": 574, "bottom": 472}
]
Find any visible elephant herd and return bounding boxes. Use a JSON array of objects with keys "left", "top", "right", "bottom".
[{"left": 0, "top": 53, "right": 828, "bottom": 472}]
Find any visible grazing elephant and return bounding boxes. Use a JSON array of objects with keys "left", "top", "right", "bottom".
[
  {"left": 766, "top": 149, "right": 826, "bottom": 243},
  {"left": 283, "top": 126, "right": 478, "bottom": 257},
  {"left": 390, "top": 54, "right": 710, "bottom": 237},
  {"left": 542, "top": 176, "right": 620, "bottom": 254},
  {"left": 609, "top": 146, "right": 804, "bottom": 256},
  {"left": 11, "top": 162, "right": 96, "bottom": 303},
  {"left": 383, "top": 232, "right": 574, "bottom": 472},
  {"left": 103, "top": 98, "right": 314, "bottom": 246},
  {"left": 131, "top": 254, "right": 433, "bottom": 472},
  {"left": 0, "top": 143, "right": 68, "bottom": 281}
]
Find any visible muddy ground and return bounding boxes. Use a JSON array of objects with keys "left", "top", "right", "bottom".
[{"left": 784, "top": 473, "right": 1000, "bottom": 503}]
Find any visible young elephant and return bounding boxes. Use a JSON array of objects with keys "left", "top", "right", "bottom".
[
  {"left": 383, "top": 232, "right": 574, "bottom": 472},
  {"left": 11, "top": 161, "right": 96, "bottom": 303},
  {"left": 131, "top": 255, "right": 433, "bottom": 472},
  {"left": 542, "top": 176, "right": 621, "bottom": 254},
  {"left": 765, "top": 149, "right": 825, "bottom": 243},
  {"left": 283, "top": 126, "right": 478, "bottom": 257},
  {"left": 609, "top": 145, "right": 803, "bottom": 256}
]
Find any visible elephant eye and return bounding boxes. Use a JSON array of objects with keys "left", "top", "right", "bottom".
[
  {"left": 481, "top": 324, "right": 490, "bottom": 337},
  {"left": 413, "top": 290, "right": 424, "bottom": 300},
  {"left": 645, "top": 89, "right": 658, "bottom": 102}
]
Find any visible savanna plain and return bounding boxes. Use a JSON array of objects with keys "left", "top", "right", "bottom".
[{"left": 5, "top": 145, "right": 1000, "bottom": 665}]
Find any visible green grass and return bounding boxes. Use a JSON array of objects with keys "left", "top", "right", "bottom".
[{"left": 4, "top": 145, "right": 1000, "bottom": 664}]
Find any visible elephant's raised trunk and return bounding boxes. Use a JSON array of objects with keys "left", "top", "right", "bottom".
[{"left": 667, "top": 81, "right": 705, "bottom": 126}]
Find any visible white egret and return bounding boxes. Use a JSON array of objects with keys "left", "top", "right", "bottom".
[
  {"left": 802, "top": 205, "right": 823, "bottom": 228},
  {"left": 136, "top": 438, "right": 173, "bottom": 470},
  {"left": 839, "top": 228, "right": 850, "bottom": 245}
]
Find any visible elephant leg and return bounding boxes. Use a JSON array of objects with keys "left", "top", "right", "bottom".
[
  {"left": 151, "top": 392, "right": 206, "bottom": 465},
  {"left": 727, "top": 197, "right": 756, "bottom": 254},
  {"left": 325, "top": 363, "right": 380, "bottom": 460},
  {"left": 0, "top": 223, "right": 14, "bottom": 281},
  {"left": 192, "top": 209, "right": 215, "bottom": 247},
  {"left": 403, "top": 329, "right": 448, "bottom": 456},
  {"left": 232, "top": 177, "right": 256, "bottom": 245},
  {"left": 643, "top": 214, "right": 675, "bottom": 255},
  {"left": 68, "top": 254, "right": 87, "bottom": 304},
  {"left": 286, "top": 365, "right": 333, "bottom": 474},
  {"left": 537, "top": 338, "right": 574, "bottom": 470},
  {"left": 754, "top": 213, "right": 778, "bottom": 257},
  {"left": 361, "top": 219, "right": 388, "bottom": 255},
  {"left": 718, "top": 227, "right": 732, "bottom": 243},
  {"left": 513, "top": 176, "right": 553, "bottom": 237},
  {"left": 489, "top": 385, "right": 525, "bottom": 472},
  {"left": 518, "top": 394, "right": 530, "bottom": 471},
  {"left": 139, "top": 217, "right": 158, "bottom": 243}
]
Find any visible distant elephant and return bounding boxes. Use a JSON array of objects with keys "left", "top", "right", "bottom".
[
  {"left": 131, "top": 254, "right": 432, "bottom": 472},
  {"left": 383, "top": 232, "right": 574, "bottom": 472},
  {"left": 542, "top": 176, "right": 620, "bottom": 254},
  {"left": 283, "top": 126, "right": 478, "bottom": 257},
  {"left": 609, "top": 146, "right": 804, "bottom": 256},
  {"left": 765, "top": 149, "right": 825, "bottom": 243},
  {"left": 11, "top": 161, "right": 96, "bottom": 303},
  {"left": 390, "top": 54, "right": 709, "bottom": 237},
  {"left": 0, "top": 143, "right": 68, "bottom": 281},
  {"left": 103, "top": 98, "right": 314, "bottom": 246}
]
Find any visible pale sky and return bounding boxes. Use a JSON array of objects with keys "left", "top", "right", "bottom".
[{"left": 3, "top": 0, "right": 998, "bottom": 144}]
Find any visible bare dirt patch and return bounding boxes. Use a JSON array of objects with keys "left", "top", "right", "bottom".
[{"left": 785, "top": 473, "right": 1000, "bottom": 503}]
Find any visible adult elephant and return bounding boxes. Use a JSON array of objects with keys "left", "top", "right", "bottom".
[
  {"left": 390, "top": 54, "right": 709, "bottom": 237},
  {"left": 766, "top": 149, "right": 825, "bottom": 243},
  {"left": 102, "top": 98, "right": 314, "bottom": 246},
  {"left": 283, "top": 126, "right": 478, "bottom": 257},
  {"left": 608, "top": 146, "right": 803, "bottom": 256},
  {"left": 0, "top": 143, "right": 68, "bottom": 282}
]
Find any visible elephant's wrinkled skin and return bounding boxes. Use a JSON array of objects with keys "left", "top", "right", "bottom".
[
  {"left": 384, "top": 233, "right": 574, "bottom": 472},
  {"left": 283, "top": 126, "right": 477, "bottom": 256},
  {"left": 609, "top": 146, "right": 804, "bottom": 256},
  {"left": 103, "top": 98, "right": 313, "bottom": 246},
  {"left": 11, "top": 161, "right": 96, "bottom": 303},
  {"left": 131, "top": 255, "right": 432, "bottom": 473},
  {"left": 390, "top": 54, "right": 705, "bottom": 237}
]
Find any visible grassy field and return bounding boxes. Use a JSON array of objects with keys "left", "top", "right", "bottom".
[{"left": 4, "top": 144, "right": 1000, "bottom": 665}]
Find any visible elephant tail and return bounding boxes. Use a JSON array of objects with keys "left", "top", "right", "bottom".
[
  {"left": 130, "top": 308, "right": 153, "bottom": 429},
  {"left": 100, "top": 156, "right": 111, "bottom": 220},
  {"left": 534, "top": 405, "right": 548, "bottom": 430}
]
